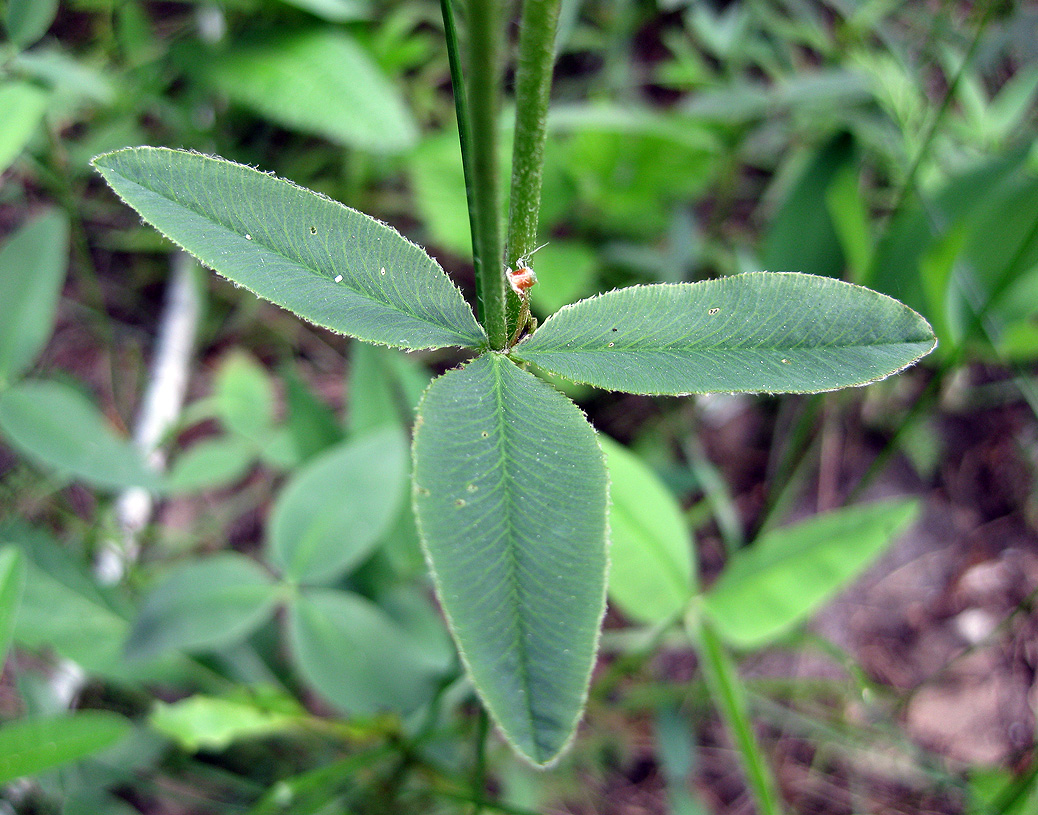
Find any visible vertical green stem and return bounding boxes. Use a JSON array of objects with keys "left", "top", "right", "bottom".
[
  {"left": 505, "top": 0, "right": 562, "bottom": 268},
  {"left": 439, "top": 0, "right": 481, "bottom": 292},
  {"left": 688, "top": 614, "right": 784, "bottom": 815},
  {"left": 464, "top": 0, "right": 507, "bottom": 349}
]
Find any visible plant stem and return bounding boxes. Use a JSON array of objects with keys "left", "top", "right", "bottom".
[
  {"left": 463, "top": 0, "right": 507, "bottom": 349},
  {"left": 688, "top": 614, "right": 784, "bottom": 815},
  {"left": 439, "top": 0, "right": 481, "bottom": 286},
  {"left": 506, "top": 0, "right": 562, "bottom": 269}
]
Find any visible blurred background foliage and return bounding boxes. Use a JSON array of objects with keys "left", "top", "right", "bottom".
[{"left": 1, "top": 0, "right": 1037, "bottom": 813}]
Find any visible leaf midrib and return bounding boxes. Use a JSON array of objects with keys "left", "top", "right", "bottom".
[
  {"left": 521, "top": 338, "right": 935, "bottom": 354},
  {"left": 488, "top": 357, "right": 541, "bottom": 757},
  {"left": 102, "top": 164, "right": 476, "bottom": 343}
]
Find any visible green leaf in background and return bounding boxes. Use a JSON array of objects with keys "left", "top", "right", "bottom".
[
  {"left": 0, "top": 209, "right": 69, "bottom": 385},
  {"left": 347, "top": 343, "right": 406, "bottom": 436},
  {"left": 760, "top": 133, "right": 854, "bottom": 280},
  {"left": 288, "top": 588, "right": 444, "bottom": 716},
  {"left": 282, "top": 364, "right": 342, "bottom": 460},
  {"left": 0, "top": 547, "right": 25, "bottom": 669},
  {"left": 529, "top": 241, "right": 597, "bottom": 317},
  {"left": 703, "top": 498, "right": 918, "bottom": 648},
  {"left": 150, "top": 692, "right": 305, "bottom": 752},
  {"left": 125, "top": 554, "right": 278, "bottom": 660},
  {"left": 6, "top": 523, "right": 132, "bottom": 676},
  {"left": 165, "top": 436, "right": 256, "bottom": 494},
  {"left": 412, "top": 353, "right": 608, "bottom": 766},
  {"left": 0, "top": 712, "right": 131, "bottom": 784},
  {"left": 0, "top": 82, "right": 47, "bottom": 176},
  {"left": 410, "top": 129, "right": 472, "bottom": 256},
  {"left": 266, "top": 428, "right": 408, "bottom": 584},
  {"left": 0, "top": 380, "right": 160, "bottom": 491},
  {"left": 213, "top": 351, "right": 276, "bottom": 441},
  {"left": 825, "top": 162, "right": 873, "bottom": 283},
  {"left": 200, "top": 29, "right": 417, "bottom": 153},
  {"left": 601, "top": 436, "right": 696, "bottom": 625},
  {"left": 16, "top": 557, "right": 129, "bottom": 675},
  {"left": 275, "top": 0, "right": 371, "bottom": 22},
  {"left": 3, "top": 0, "right": 58, "bottom": 48},
  {"left": 546, "top": 105, "right": 720, "bottom": 238},
  {"left": 92, "top": 148, "right": 486, "bottom": 351},
  {"left": 514, "top": 273, "right": 936, "bottom": 395}
]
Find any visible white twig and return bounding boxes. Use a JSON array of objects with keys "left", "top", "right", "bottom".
[{"left": 95, "top": 252, "right": 201, "bottom": 585}]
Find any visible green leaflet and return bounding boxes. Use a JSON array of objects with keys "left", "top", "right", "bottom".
[
  {"left": 287, "top": 588, "right": 445, "bottom": 716},
  {"left": 3, "top": 0, "right": 59, "bottom": 48},
  {"left": 92, "top": 148, "right": 486, "bottom": 351},
  {"left": 0, "top": 547, "right": 25, "bottom": 669},
  {"left": 266, "top": 428, "right": 408, "bottom": 584},
  {"left": 0, "top": 380, "right": 160, "bottom": 492},
  {"left": 200, "top": 29, "right": 417, "bottom": 153},
  {"left": 125, "top": 554, "right": 278, "bottom": 660},
  {"left": 703, "top": 498, "right": 918, "bottom": 648},
  {"left": 150, "top": 693, "right": 305, "bottom": 752},
  {"left": 513, "top": 272, "right": 936, "bottom": 395},
  {"left": 0, "top": 209, "right": 69, "bottom": 385},
  {"left": 601, "top": 436, "right": 695, "bottom": 625},
  {"left": 412, "top": 353, "right": 608, "bottom": 766},
  {"left": 0, "top": 82, "right": 48, "bottom": 175},
  {"left": 0, "top": 712, "right": 131, "bottom": 783}
]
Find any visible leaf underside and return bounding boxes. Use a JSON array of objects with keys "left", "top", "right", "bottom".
[
  {"left": 514, "top": 273, "right": 936, "bottom": 395},
  {"left": 92, "top": 147, "right": 485, "bottom": 351},
  {"left": 412, "top": 353, "right": 608, "bottom": 766}
]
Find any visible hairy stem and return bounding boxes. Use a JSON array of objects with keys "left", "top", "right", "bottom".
[{"left": 506, "top": 0, "right": 561, "bottom": 268}]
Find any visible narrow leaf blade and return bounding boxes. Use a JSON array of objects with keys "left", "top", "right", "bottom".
[
  {"left": 412, "top": 354, "right": 608, "bottom": 766},
  {"left": 514, "top": 273, "right": 936, "bottom": 395},
  {"left": 0, "top": 712, "right": 131, "bottom": 784},
  {"left": 703, "top": 499, "right": 918, "bottom": 648},
  {"left": 92, "top": 147, "right": 485, "bottom": 351}
]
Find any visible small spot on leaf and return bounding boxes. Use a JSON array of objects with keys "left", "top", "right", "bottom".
[
  {"left": 480, "top": 431, "right": 489, "bottom": 438},
  {"left": 245, "top": 234, "right": 252, "bottom": 241},
  {"left": 380, "top": 267, "right": 386, "bottom": 276},
  {"left": 708, "top": 307, "right": 720, "bottom": 315},
  {"left": 333, "top": 274, "right": 343, "bottom": 283},
  {"left": 310, "top": 226, "right": 317, "bottom": 234},
  {"left": 417, "top": 486, "right": 430, "bottom": 496},
  {"left": 607, "top": 342, "right": 614, "bottom": 347},
  {"left": 782, "top": 358, "right": 791, "bottom": 364},
  {"left": 455, "top": 498, "right": 466, "bottom": 508},
  {"left": 466, "top": 483, "right": 478, "bottom": 493}
]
